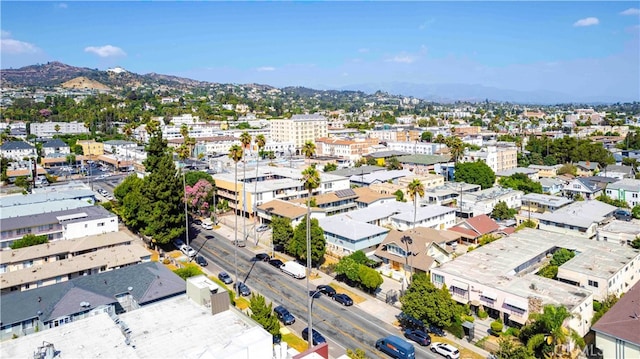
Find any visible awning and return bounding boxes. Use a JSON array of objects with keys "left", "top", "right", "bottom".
[
  {"left": 470, "top": 300, "right": 481, "bottom": 307},
  {"left": 507, "top": 314, "right": 528, "bottom": 325},
  {"left": 367, "top": 254, "right": 383, "bottom": 263},
  {"left": 504, "top": 297, "right": 528, "bottom": 311},
  {"left": 450, "top": 280, "right": 469, "bottom": 290},
  {"left": 481, "top": 290, "right": 498, "bottom": 301}
]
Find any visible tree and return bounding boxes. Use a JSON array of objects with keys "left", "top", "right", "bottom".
[
  {"left": 239, "top": 131, "right": 252, "bottom": 248},
  {"left": 557, "top": 163, "right": 577, "bottom": 176},
  {"left": 445, "top": 136, "right": 465, "bottom": 163},
  {"left": 271, "top": 216, "right": 294, "bottom": 247},
  {"left": 495, "top": 337, "right": 535, "bottom": 359},
  {"left": 358, "top": 265, "right": 383, "bottom": 292},
  {"left": 253, "top": 134, "right": 266, "bottom": 236},
  {"left": 454, "top": 161, "right": 496, "bottom": 189},
  {"left": 323, "top": 162, "right": 337, "bottom": 172},
  {"left": 434, "top": 134, "right": 446, "bottom": 143},
  {"left": 335, "top": 256, "right": 360, "bottom": 283},
  {"left": 498, "top": 173, "right": 543, "bottom": 194},
  {"left": 393, "top": 189, "right": 405, "bottom": 202},
  {"left": 551, "top": 248, "right": 575, "bottom": 266},
  {"left": 184, "top": 170, "right": 215, "bottom": 187},
  {"left": 386, "top": 156, "right": 403, "bottom": 170},
  {"left": 400, "top": 273, "right": 460, "bottom": 328},
  {"left": 407, "top": 178, "right": 425, "bottom": 229},
  {"left": 228, "top": 143, "right": 243, "bottom": 292},
  {"left": 421, "top": 131, "right": 433, "bottom": 142},
  {"left": 137, "top": 128, "right": 185, "bottom": 245},
  {"left": 185, "top": 179, "right": 214, "bottom": 216},
  {"left": 302, "top": 140, "right": 316, "bottom": 167},
  {"left": 491, "top": 201, "right": 517, "bottom": 220},
  {"left": 346, "top": 348, "right": 369, "bottom": 359},
  {"left": 631, "top": 236, "right": 640, "bottom": 250},
  {"left": 10, "top": 234, "right": 48, "bottom": 249},
  {"left": 173, "top": 264, "right": 203, "bottom": 280},
  {"left": 521, "top": 305, "right": 584, "bottom": 358},
  {"left": 249, "top": 294, "right": 280, "bottom": 338},
  {"left": 289, "top": 217, "right": 326, "bottom": 266}
]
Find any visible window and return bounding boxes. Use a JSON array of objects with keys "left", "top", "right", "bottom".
[
  {"left": 97, "top": 222, "right": 105, "bottom": 227},
  {"left": 432, "top": 273, "right": 444, "bottom": 285}
]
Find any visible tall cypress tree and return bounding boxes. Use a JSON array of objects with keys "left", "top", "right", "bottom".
[{"left": 140, "top": 127, "right": 185, "bottom": 244}]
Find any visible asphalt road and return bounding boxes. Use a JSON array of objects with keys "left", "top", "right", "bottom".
[{"left": 190, "top": 227, "right": 438, "bottom": 359}]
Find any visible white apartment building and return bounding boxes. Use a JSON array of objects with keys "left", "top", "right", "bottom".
[
  {"left": 315, "top": 137, "right": 379, "bottom": 161},
  {"left": 605, "top": 178, "right": 640, "bottom": 208},
  {"left": 460, "top": 186, "right": 523, "bottom": 217},
  {"left": 385, "top": 141, "right": 446, "bottom": 155},
  {"left": 30, "top": 121, "right": 89, "bottom": 137},
  {"left": 0, "top": 141, "right": 37, "bottom": 161},
  {"left": 463, "top": 144, "right": 518, "bottom": 173},
  {"left": 269, "top": 114, "right": 328, "bottom": 150}
]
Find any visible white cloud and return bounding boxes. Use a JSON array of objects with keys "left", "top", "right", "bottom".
[
  {"left": 573, "top": 17, "right": 599, "bottom": 27},
  {"left": 256, "top": 66, "right": 275, "bottom": 72},
  {"left": 620, "top": 8, "right": 640, "bottom": 16},
  {"left": 84, "top": 45, "right": 126, "bottom": 58},
  {"left": 56, "top": 3, "right": 68, "bottom": 9},
  {"left": 358, "top": 48, "right": 369, "bottom": 53},
  {"left": 0, "top": 30, "right": 39, "bottom": 54},
  {"left": 386, "top": 55, "right": 417, "bottom": 64}
]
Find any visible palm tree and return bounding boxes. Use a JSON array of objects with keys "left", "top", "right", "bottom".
[
  {"left": 445, "top": 136, "right": 465, "bottom": 163},
  {"left": 302, "top": 140, "right": 316, "bottom": 167},
  {"left": 407, "top": 178, "right": 425, "bottom": 229},
  {"left": 253, "top": 134, "right": 266, "bottom": 240},
  {"left": 228, "top": 144, "right": 243, "bottom": 294},
  {"left": 526, "top": 305, "right": 583, "bottom": 358},
  {"left": 239, "top": 132, "right": 252, "bottom": 244},
  {"left": 301, "top": 164, "right": 320, "bottom": 349}
]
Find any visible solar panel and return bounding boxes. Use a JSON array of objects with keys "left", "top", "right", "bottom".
[{"left": 335, "top": 188, "right": 356, "bottom": 198}]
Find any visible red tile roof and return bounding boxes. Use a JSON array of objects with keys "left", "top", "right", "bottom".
[{"left": 450, "top": 214, "right": 500, "bottom": 239}]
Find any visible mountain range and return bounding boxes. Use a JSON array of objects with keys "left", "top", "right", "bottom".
[{"left": 0, "top": 62, "right": 631, "bottom": 104}]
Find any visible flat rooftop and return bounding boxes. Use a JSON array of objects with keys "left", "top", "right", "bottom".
[
  {"left": 0, "top": 295, "right": 272, "bottom": 359},
  {"left": 599, "top": 219, "right": 640, "bottom": 235},
  {"left": 521, "top": 193, "right": 573, "bottom": 208},
  {"left": 436, "top": 229, "right": 639, "bottom": 309},
  {"left": 538, "top": 200, "right": 616, "bottom": 228}
]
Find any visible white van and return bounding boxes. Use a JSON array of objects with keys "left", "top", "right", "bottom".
[
  {"left": 280, "top": 261, "right": 306, "bottom": 279},
  {"left": 201, "top": 218, "right": 213, "bottom": 230}
]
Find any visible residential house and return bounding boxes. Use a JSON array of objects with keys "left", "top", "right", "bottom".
[
  {"left": 539, "top": 177, "right": 565, "bottom": 195},
  {"left": 424, "top": 182, "right": 482, "bottom": 207},
  {"left": 597, "top": 220, "right": 640, "bottom": 247},
  {"left": 575, "top": 161, "right": 600, "bottom": 177},
  {"left": 352, "top": 186, "right": 396, "bottom": 209},
  {"left": 520, "top": 193, "right": 573, "bottom": 213},
  {"left": 592, "top": 282, "right": 640, "bottom": 359},
  {"left": 349, "top": 169, "right": 413, "bottom": 187},
  {"left": 343, "top": 201, "right": 457, "bottom": 231},
  {"left": 374, "top": 228, "right": 459, "bottom": 283},
  {"left": 449, "top": 214, "right": 509, "bottom": 244},
  {"left": 256, "top": 199, "right": 311, "bottom": 228},
  {"left": 459, "top": 186, "right": 523, "bottom": 218},
  {"left": 395, "top": 154, "right": 452, "bottom": 176},
  {"left": 605, "top": 178, "right": 640, "bottom": 208},
  {"left": 291, "top": 188, "right": 358, "bottom": 216},
  {"left": 398, "top": 174, "right": 445, "bottom": 191},
  {"left": 563, "top": 177, "right": 605, "bottom": 200},
  {"left": 4, "top": 160, "right": 47, "bottom": 183},
  {"left": 536, "top": 200, "right": 616, "bottom": 238},
  {"left": 318, "top": 215, "right": 390, "bottom": 258},
  {"left": 528, "top": 164, "right": 563, "bottom": 178},
  {"left": 495, "top": 167, "right": 539, "bottom": 182},
  {"left": 0, "top": 141, "right": 37, "bottom": 161},
  {"left": 602, "top": 164, "right": 635, "bottom": 180},
  {"left": 0, "top": 262, "right": 186, "bottom": 341},
  {"left": 41, "top": 139, "right": 70, "bottom": 157},
  {"left": 431, "top": 228, "right": 640, "bottom": 335}
]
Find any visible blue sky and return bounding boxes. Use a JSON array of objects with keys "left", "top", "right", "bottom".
[{"left": 1, "top": 1, "right": 639, "bottom": 101}]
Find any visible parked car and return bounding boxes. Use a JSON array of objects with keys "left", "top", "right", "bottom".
[
  {"left": 234, "top": 282, "right": 251, "bottom": 296},
  {"left": 397, "top": 312, "right": 425, "bottom": 332},
  {"left": 428, "top": 325, "right": 446, "bottom": 337},
  {"left": 256, "top": 224, "right": 269, "bottom": 232},
  {"left": 273, "top": 305, "right": 295, "bottom": 325},
  {"left": 269, "top": 259, "right": 284, "bottom": 268},
  {"left": 195, "top": 255, "right": 208, "bottom": 266},
  {"left": 218, "top": 272, "right": 233, "bottom": 284},
  {"left": 273, "top": 243, "right": 285, "bottom": 252},
  {"left": 302, "top": 327, "right": 326, "bottom": 346},
  {"left": 181, "top": 245, "right": 197, "bottom": 258},
  {"left": 431, "top": 342, "right": 460, "bottom": 359},
  {"left": 614, "top": 209, "right": 632, "bottom": 221},
  {"left": 255, "top": 253, "right": 270, "bottom": 262},
  {"left": 333, "top": 293, "right": 353, "bottom": 306},
  {"left": 316, "top": 284, "right": 336, "bottom": 297},
  {"left": 173, "top": 239, "right": 185, "bottom": 251},
  {"left": 404, "top": 329, "right": 431, "bottom": 346},
  {"left": 192, "top": 218, "right": 202, "bottom": 226}
]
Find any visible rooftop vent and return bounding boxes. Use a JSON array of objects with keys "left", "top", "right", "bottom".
[{"left": 79, "top": 301, "right": 91, "bottom": 308}]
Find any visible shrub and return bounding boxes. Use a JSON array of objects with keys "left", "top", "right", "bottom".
[
  {"left": 462, "top": 315, "right": 475, "bottom": 323},
  {"left": 491, "top": 319, "right": 504, "bottom": 335},
  {"left": 504, "top": 327, "right": 520, "bottom": 337},
  {"left": 445, "top": 319, "right": 465, "bottom": 339},
  {"left": 478, "top": 310, "right": 489, "bottom": 319}
]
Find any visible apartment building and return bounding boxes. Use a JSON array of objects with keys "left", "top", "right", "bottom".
[
  {"left": 29, "top": 121, "right": 89, "bottom": 137},
  {"left": 315, "top": 137, "right": 379, "bottom": 161},
  {"left": 536, "top": 200, "right": 616, "bottom": 239},
  {"left": 605, "top": 178, "right": 640, "bottom": 208},
  {"left": 0, "top": 141, "right": 37, "bottom": 161},
  {"left": 385, "top": 141, "right": 446, "bottom": 156},
  {"left": 463, "top": 144, "right": 517, "bottom": 173},
  {"left": 41, "top": 139, "right": 70, "bottom": 157},
  {"left": 459, "top": 186, "right": 523, "bottom": 217},
  {"left": 520, "top": 193, "right": 573, "bottom": 213},
  {"left": 269, "top": 114, "right": 328, "bottom": 150},
  {"left": 76, "top": 140, "right": 105, "bottom": 158}
]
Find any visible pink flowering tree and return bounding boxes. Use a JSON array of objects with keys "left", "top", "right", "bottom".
[{"left": 185, "top": 179, "right": 214, "bottom": 217}]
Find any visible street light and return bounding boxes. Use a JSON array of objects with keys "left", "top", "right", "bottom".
[
  {"left": 306, "top": 288, "right": 323, "bottom": 348},
  {"left": 183, "top": 170, "right": 189, "bottom": 247}
]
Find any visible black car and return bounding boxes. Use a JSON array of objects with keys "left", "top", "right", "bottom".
[
  {"left": 192, "top": 219, "right": 202, "bottom": 226},
  {"left": 302, "top": 327, "right": 326, "bottom": 346},
  {"left": 316, "top": 284, "right": 337, "bottom": 297},
  {"left": 195, "top": 255, "right": 208, "bottom": 266},
  {"left": 273, "top": 305, "right": 296, "bottom": 325},
  {"left": 218, "top": 272, "right": 233, "bottom": 284},
  {"left": 428, "top": 324, "right": 446, "bottom": 337},
  {"left": 234, "top": 282, "right": 251, "bottom": 296},
  {"left": 404, "top": 328, "right": 431, "bottom": 346},
  {"left": 255, "top": 253, "right": 270, "bottom": 262},
  {"left": 333, "top": 293, "right": 353, "bottom": 306},
  {"left": 397, "top": 312, "right": 426, "bottom": 331},
  {"left": 309, "top": 290, "right": 322, "bottom": 299},
  {"left": 269, "top": 259, "right": 284, "bottom": 268},
  {"left": 273, "top": 243, "right": 285, "bottom": 252},
  {"left": 614, "top": 209, "right": 632, "bottom": 221}
]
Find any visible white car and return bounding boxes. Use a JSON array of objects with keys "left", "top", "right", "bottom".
[
  {"left": 256, "top": 224, "right": 269, "bottom": 232},
  {"left": 431, "top": 342, "right": 460, "bottom": 359},
  {"left": 181, "top": 245, "right": 197, "bottom": 258}
]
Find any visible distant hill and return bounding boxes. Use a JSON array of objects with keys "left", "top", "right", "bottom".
[{"left": 0, "top": 61, "right": 210, "bottom": 90}]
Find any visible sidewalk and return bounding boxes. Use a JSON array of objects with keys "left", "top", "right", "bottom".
[{"left": 215, "top": 215, "right": 491, "bottom": 358}]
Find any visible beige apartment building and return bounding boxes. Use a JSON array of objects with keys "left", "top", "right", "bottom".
[
  {"left": 315, "top": 137, "right": 379, "bottom": 161},
  {"left": 463, "top": 144, "right": 517, "bottom": 173},
  {"left": 269, "top": 114, "right": 328, "bottom": 150}
]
